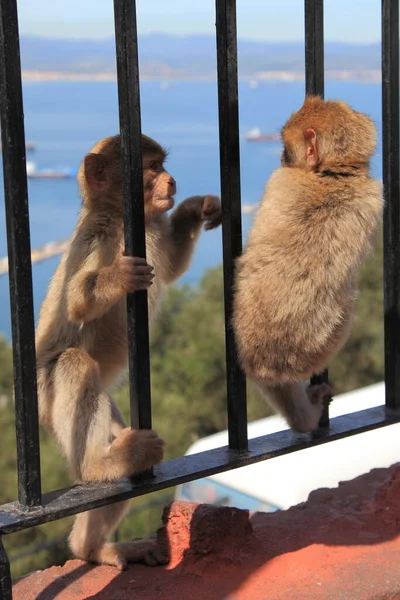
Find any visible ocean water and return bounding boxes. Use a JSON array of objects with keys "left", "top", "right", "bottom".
[{"left": 0, "top": 80, "right": 383, "bottom": 340}]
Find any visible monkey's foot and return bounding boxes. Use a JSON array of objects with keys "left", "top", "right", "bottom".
[
  {"left": 107, "top": 428, "right": 165, "bottom": 479},
  {"left": 290, "top": 383, "right": 331, "bottom": 433},
  {"left": 307, "top": 382, "right": 332, "bottom": 405},
  {"left": 98, "top": 539, "right": 169, "bottom": 571}
]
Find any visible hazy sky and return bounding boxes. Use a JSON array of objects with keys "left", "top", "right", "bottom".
[{"left": 18, "top": 0, "right": 380, "bottom": 44}]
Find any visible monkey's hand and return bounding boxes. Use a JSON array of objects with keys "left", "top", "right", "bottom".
[
  {"left": 165, "top": 195, "right": 221, "bottom": 284},
  {"left": 109, "top": 428, "right": 164, "bottom": 476},
  {"left": 114, "top": 255, "right": 155, "bottom": 293},
  {"left": 201, "top": 194, "right": 222, "bottom": 230},
  {"left": 179, "top": 194, "right": 222, "bottom": 230}
]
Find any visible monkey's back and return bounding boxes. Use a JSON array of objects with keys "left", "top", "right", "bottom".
[{"left": 233, "top": 167, "right": 382, "bottom": 382}]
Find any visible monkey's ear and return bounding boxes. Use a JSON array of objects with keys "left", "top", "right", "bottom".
[
  {"left": 84, "top": 153, "right": 109, "bottom": 191},
  {"left": 304, "top": 128, "right": 318, "bottom": 167}
]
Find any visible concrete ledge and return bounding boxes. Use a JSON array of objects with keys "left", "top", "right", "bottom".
[{"left": 13, "top": 463, "right": 400, "bottom": 599}]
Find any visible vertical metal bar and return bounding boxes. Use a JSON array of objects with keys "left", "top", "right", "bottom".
[
  {"left": 304, "top": 0, "right": 330, "bottom": 428},
  {"left": 0, "top": 0, "right": 42, "bottom": 505},
  {"left": 382, "top": 0, "right": 400, "bottom": 410},
  {"left": 215, "top": 0, "right": 248, "bottom": 451},
  {"left": 0, "top": 537, "right": 12, "bottom": 600},
  {"left": 305, "top": 0, "right": 324, "bottom": 97},
  {"left": 113, "top": 0, "right": 152, "bottom": 429}
]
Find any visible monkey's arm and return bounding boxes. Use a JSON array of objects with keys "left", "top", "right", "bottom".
[
  {"left": 66, "top": 265, "right": 123, "bottom": 323},
  {"left": 66, "top": 244, "right": 152, "bottom": 323},
  {"left": 165, "top": 195, "right": 221, "bottom": 284}
]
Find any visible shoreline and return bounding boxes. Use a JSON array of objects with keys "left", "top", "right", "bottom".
[
  {"left": 0, "top": 207, "right": 259, "bottom": 277},
  {"left": 22, "top": 69, "right": 382, "bottom": 84}
]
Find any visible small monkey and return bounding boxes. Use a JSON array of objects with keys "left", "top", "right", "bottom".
[
  {"left": 35, "top": 133, "right": 221, "bottom": 569},
  {"left": 233, "top": 96, "right": 383, "bottom": 433}
]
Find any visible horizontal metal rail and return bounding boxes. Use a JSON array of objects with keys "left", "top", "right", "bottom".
[{"left": 1, "top": 405, "right": 399, "bottom": 535}]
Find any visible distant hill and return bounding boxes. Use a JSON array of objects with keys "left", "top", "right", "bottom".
[{"left": 20, "top": 34, "right": 381, "bottom": 80}]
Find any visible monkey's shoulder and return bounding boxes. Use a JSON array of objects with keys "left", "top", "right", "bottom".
[
  {"left": 80, "top": 214, "right": 122, "bottom": 246},
  {"left": 264, "top": 167, "right": 382, "bottom": 220},
  {"left": 265, "top": 167, "right": 309, "bottom": 193},
  {"left": 66, "top": 217, "right": 122, "bottom": 269},
  {"left": 353, "top": 176, "right": 383, "bottom": 212},
  {"left": 259, "top": 168, "right": 313, "bottom": 216}
]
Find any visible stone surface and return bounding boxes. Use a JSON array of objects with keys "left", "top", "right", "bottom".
[{"left": 13, "top": 464, "right": 400, "bottom": 600}]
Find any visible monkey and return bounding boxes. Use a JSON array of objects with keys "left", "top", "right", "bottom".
[
  {"left": 232, "top": 95, "right": 383, "bottom": 434},
  {"left": 34, "top": 133, "right": 221, "bottom": 570}
]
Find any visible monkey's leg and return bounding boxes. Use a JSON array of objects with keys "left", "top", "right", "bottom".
[
  {"left": 69, "top": 500, "right": 168, "bottom": 570},
  {"left": 50, "top": 348, "right": 163, "bottom": 482},
  {"left": 254, "top": 379, "right": 331, "bottom": 433},
  {"left": 110, "top": 396, "right": 127, "bottom": 438}
]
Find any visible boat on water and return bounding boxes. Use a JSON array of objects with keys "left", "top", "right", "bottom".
[
  {"left": 248, "top": 80, "right": 259, "bottom": 89},
  {"left": 245, "top": 128, "right": 280, "bottom": 142},
  {"left": 26, "top": 161, "right": 76, "bottom": 180}
]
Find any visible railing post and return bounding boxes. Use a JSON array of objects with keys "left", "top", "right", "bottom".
[
  {"left": 215, "top": 0, "right": 248, "bottom": 451},
  {"left": 0, "top": 537, "right": 12, "bottom": 600},
  {"left": 305, "top": 0, "right": 324, "bottom": 97},
  {"left": 0, "top": 0, "right": 42, "bottom": 506},
  {"left": 382, "top": 0, "right": 400, "bottom": 410},
  {"left": 113, "top": 0, "right": 152, "bottom": 429},
  {"left": 304, "top": 0, "right": 330, "bottom": 429}
]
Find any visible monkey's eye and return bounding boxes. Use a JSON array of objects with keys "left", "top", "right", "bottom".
[{"left": 149, "top": 161, "right": 158, "bottom": 172}]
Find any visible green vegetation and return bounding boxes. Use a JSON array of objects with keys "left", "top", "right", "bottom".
[{"left": 0, "top": 232, "right": 384, "bottom": 579}]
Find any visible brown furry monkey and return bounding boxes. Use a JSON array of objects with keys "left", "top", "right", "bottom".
[
  {"left": 35, "top": 134, "right": 221, "bottom": 569},
  {"left": 233, "top": 96, "right": 383, "bottom": 433}
]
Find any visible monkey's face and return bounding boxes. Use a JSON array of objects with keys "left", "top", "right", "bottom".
[
  {"left": 80, "top": 134, "right": 177, "bottom": 216},
  {"left": 143, "top": 155, "right": 176, "bottom": 215}
]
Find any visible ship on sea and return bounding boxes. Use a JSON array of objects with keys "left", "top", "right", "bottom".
[
  {"left": 245, "top": 128, "right": 281, "bottom": 142},
  {"left": 26, "top": 161, "right": 76, "bottom": 180}
]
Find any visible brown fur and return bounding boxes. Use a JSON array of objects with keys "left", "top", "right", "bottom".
[
  {"left": 233, "top": 96, "right": 383, "bottom": 433},
  {"left": 35, "top": 133, "right": 221, "bottom": 569}
]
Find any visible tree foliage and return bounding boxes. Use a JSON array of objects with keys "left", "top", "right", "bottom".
[{"left": 329, "top": 230, "right": 384, "bottom": 392}]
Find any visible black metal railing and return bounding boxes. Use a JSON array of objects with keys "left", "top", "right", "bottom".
[
  {"left": 304, "top": 0, "right": 331, "bottom": 429},
  {"left": 114, "top": 0, "right": 152, "bottom": 431},
  {"left": 382, "top": 0, "right": 400, "bottom": 410},
  {"left": 0, "top": 1, "right": 399, "bottom": 598},
  {"left": 216, "top": 0, "right": 248, "bottom": 451}
]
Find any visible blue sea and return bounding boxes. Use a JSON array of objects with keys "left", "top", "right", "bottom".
[{"left": 0, "top": 80, "right": 383, "bottom": 340}]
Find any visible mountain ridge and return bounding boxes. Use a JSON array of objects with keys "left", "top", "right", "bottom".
[{"left": 20, "top": 34, "right": 381, "bottom": 78}]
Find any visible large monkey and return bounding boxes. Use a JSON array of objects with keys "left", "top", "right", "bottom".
[
  {"left": 35, "top": 134, "right": 221, "bottom": 570},
  {"left": 233, "top": 96, "right": 383, "bottom": 433}
]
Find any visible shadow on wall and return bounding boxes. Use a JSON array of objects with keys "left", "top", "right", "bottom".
[{"left": 14, "top": 463, "right": 400, "bottom": 600}]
